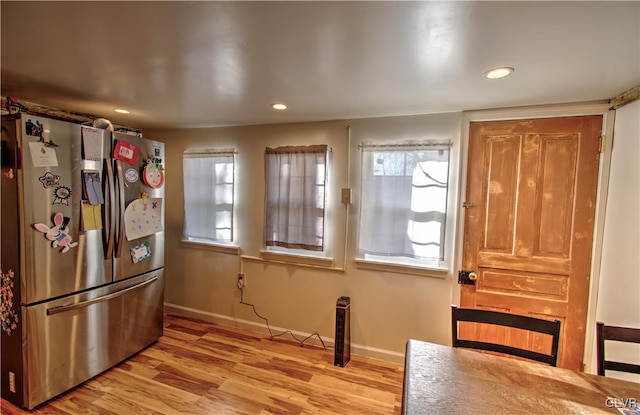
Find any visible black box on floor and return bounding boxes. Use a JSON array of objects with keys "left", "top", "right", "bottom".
[{"left": 334, "top": 296, "right": 351, "bottom": 367}]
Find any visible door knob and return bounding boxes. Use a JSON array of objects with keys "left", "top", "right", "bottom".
[{"left": 458, "top": 270, "right": 478, "bottom": 285}]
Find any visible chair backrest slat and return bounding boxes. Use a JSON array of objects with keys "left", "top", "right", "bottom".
[
  {"left": 451, "top": 305, "right": 562, "bottom": 367},
  {"left": 596, "top": 321, "right": 640, "bottom": 376}
]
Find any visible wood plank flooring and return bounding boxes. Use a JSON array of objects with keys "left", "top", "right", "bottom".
[{"left": 1, "top": 314, "right": 404, "bottom": 414}]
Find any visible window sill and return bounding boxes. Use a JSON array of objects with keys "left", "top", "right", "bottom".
[
  {"left": 354, "top": 258, "right": 448, "bottom": 278},
  {"left": 237, "top": 250, "right": 341, "bottom": 271},
  {"left": 181, "top": 239, "right": 240, "bottom": 255}
]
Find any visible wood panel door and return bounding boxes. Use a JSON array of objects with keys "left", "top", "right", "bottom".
[{"left": 460, "top": 116, "right": 602, "bottom": 370}]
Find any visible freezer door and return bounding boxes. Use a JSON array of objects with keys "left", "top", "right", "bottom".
[
  {"left": 19, "top": 116, "right": 113, "bottom": 304},
  {"left": 22, "top": 270, "right": 164, "bottom": 409},
  {"left": 112, "top": 133, "right": 165, "bottom": 281}
]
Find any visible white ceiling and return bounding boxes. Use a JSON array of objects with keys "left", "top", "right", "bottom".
[{"left": 1, "top": 1, "right": 638, "bottom": 130}]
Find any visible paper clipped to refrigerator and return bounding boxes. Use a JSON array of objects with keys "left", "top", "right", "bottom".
[{"left": 124, "top": 197, "right": 163, "bottom": 241}]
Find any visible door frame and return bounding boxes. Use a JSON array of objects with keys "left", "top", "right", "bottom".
[{"left": 452, "top": 100, "right": 615, "bottom": 373}]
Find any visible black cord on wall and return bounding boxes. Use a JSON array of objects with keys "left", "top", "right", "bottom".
[{"left": 238, "top": 287, "right": 329, "bottom": 349}]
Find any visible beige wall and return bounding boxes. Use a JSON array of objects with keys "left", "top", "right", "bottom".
[
  {"left": 593, "top": 99, "right": 640, "bottom": 381},
  {"left": 148, "top": 103, "right": 639, "bottom": 367},
  {"left": 148, "top": 112, "right": 461, "bottom": 362}
]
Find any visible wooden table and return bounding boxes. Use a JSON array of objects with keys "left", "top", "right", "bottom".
[{"left": 402, "top": 339, "right": 640, "bottom": 414}]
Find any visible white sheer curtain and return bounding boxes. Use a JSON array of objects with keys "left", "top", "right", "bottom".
[
  {"left": 358, "top": 143, "right": 450, "bottom": 261},
  {"left": 183, "top": 149, "right": 235, "bottom": 243},
  {"left": 264, "top": 145, "right": 327, "bottom": 251}
]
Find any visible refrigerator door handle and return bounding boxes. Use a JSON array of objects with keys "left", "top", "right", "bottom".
[
  {"left": 46, "top": 276, "right": 158, "bottom": 315},
  {"left": 105, "top": 158, "right": 116, "bottom": 259},
  {"left": 115, "top": 159, "right": 126, "bottom": 258}
]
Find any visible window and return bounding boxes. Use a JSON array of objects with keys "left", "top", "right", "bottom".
[
  {"left": 264, "top": 145, "right": 327, "bottom": 253},
  {"left": 183, "top": 149, "right": 235, "bottom": 244},
  {"left": 358, "top": 142, "right": 451, "bottom": 269}
]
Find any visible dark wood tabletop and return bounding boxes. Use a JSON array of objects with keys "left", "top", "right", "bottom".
[{"left": 402, "top": 339, "right": 640, "bottom": 414}]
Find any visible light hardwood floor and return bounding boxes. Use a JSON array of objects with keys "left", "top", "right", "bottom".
[{"left": 1, "top": 314, "right": 404, "bottom": 414}]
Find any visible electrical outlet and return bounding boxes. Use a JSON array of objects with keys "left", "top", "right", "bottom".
[
  {"left": 341, "top": 188, "right": 352, "bottom": 204},
  {"left": 9, "top": 371, "right": 15, "bottom": 393},
  {"left": 237, "top": 273, "right": 245, "bottom": 289}
]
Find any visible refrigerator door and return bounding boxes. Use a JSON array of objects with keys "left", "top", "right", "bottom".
[
  {"left": 22, "top": 270, "right": 164, "bottom": 409},
  {"left": 20, "top": 115, "right": 113, "bottom": 305},
  {"left": 112, "top": 133, "right": 165, "bottom": 281}
]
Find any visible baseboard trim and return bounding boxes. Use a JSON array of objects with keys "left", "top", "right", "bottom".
[{"left": 163, "top": 302, "right": 405, "bottom": 365}]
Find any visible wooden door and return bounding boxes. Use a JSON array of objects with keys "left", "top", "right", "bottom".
[{"left": 460, "top": 116, "right": 602, "bottom": 370}]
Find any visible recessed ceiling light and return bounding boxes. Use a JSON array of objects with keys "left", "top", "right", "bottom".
[
  {"left": 272, "top": 103, "right": 287, "bottom": 111},
  {"left": 114, "top": 108, "right": 130, "bottom": 114},
  {"left": 485, "top": 67, "right": 514, "bottom": 79}
]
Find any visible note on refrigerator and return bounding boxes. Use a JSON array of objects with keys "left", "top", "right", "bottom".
[
  {"left": 82, "top": 127, "right": 103, "bottom": 161},
  {"left": 124, "top": 198, "right": 163, "bottom": 240},
  {"left": 82, "top": 170, "right": 104, "bottom": 204},
  {"left": 28, "top": 142, "right": 59, "bottom": 167},
  {"left": 81, "top": 201, "right": 102, "bottom": 230}
]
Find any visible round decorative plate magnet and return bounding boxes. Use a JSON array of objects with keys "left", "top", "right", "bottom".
[
  {"left": 142, "top": 162, "right": 164, "bottom": 188},
  {"left": 125, "top": 168, "right": 139, "bottom": 183}
]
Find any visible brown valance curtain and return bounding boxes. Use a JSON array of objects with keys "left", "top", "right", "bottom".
[{"left": 264, "top": 145, "right": 327, "bottom": 251}]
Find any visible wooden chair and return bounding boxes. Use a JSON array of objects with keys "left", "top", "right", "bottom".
[
  {"left": 596, "top": 321, "right": 640, "bottom": 376},
  {"left": 451, "top": 305, "right": 562, "bottom": 366}
]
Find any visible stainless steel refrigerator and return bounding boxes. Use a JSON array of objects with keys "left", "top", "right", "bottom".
[{"left": 1, "top": 114, "right": 165, "bottom": 409}]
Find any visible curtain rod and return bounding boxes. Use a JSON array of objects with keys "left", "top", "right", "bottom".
[
  {"left": 265, "top": 144, "right": 329, "bottom": 154},
  {"left": 183, "top": 148, "right": 237, "bottom": 155},
  {"left": 358, "top": 141, "right": 452, "bottom": 150}
]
